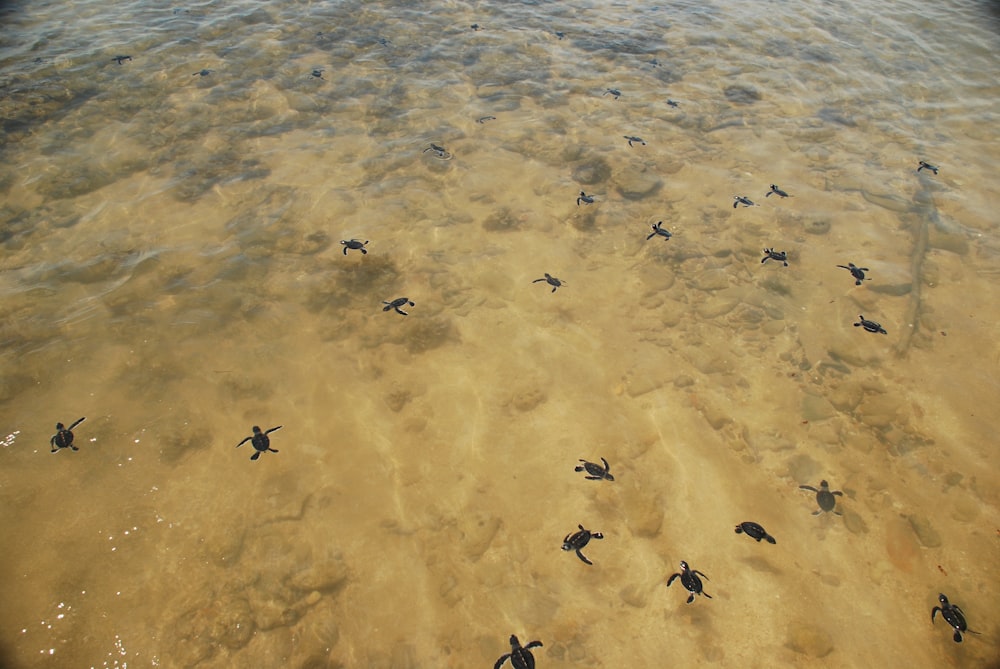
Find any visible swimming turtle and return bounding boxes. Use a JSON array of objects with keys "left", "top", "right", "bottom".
[
  {"left": 917, "top": 160, "right": 939, "bottom": 175},
  {"left": 761, "top": 248, "right": 788, "bottom": 266},
  {"left": 111, "top": 55, "right": 132, "bottom": 65},
  {"left": 603, "top": 88, "right": 621, "bottom": 100},
  {"left": 477, "top": 115, "right": 497, "bottom": 124},
  {"left": 562, "top": 524, "right": 603, "bottom": 565},
  {"left": 494, "top": 635, "right": 543, "bottom": 669},
  {"left": 646, "top": 221, "right": 672, "bottom": 241},
  {"left": 340, "top": 239, "right": 368, "bottom": 255},
  {"left": 576, "top": 191, "right": 595, "bottom": 206},
  {"left": 932, "top": 593, "right": 979, "bottom": 643},
  {"left": 423, "top": 143, "right": 452, "bottom": 159},
  {"left": 799, "top": 480, "right": 843, "bottom": 515},
  {"left": 532, "top": 273, "right": 564, "bottom": 293},
  {"left": 733, "top": 195, "right": 757, "bottom": 208},
  {"left": 382, "top": 297, "right": 415, "bottom": 315},
  {"left": 766, "top": 184, "right": 790, "bottom": 198},
  {"left": 311, "top": 68, "right": 325, "bottom": 79},
  {"left": 854, "top": 314, "right": 887, "bottom": 334},
  {"left": 837, "top": 263, "right": 870, "bottom": 285},
  {"left": 575, "top": 457, "right": 614, "bottom": 481},
  {"left": 666, "top": 561, "right": 711, "bottom": 604},
  {"left": 50, "top": 417, "right": 86, "bottom": 453},
  {"left": 735, "top": 521, "right": 776, "bottom": 544},
  {"left": 236, "top": 425, "right": 282, "bottom": 461},
  {"left": 192, "top": 69, "right": 213, "bottom": 77},
  {"left": 624, "top": 135, "right": 646, "bottom": 147},
  {"left": 666, "top": 99, "right": 680, "bottom": 108}
]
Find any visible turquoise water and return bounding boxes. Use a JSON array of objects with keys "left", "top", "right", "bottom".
[{"left": 1, "top": 1, "right": 998, "bottom": 667}]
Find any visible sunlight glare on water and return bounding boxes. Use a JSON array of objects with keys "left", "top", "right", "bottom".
[{"left": 1, "top": 0, "right": 998, "bottom": 668}]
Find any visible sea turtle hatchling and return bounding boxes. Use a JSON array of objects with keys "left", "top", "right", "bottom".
[
  {"left": 624, "top": 135, "right": 646, "bottom": 147},
  {"left": 575, "top": 457, "right": 614, "bottom": 481},
  {"left": 111, "top": 55, "right": 132, "bottom": 65},
  {"left": 917, "top": 160, "right": 939, "bottom": 175},
  {"left": 837, "top": 263, "right": 870, "bottom": 285},
  {"left": 494, "top": 635, "right": 543, "bottom": 669},
  {"left": 50, "top": 417, "right": 86, "bottom": 453},
  {"left": 576, "top": 191, "right": 595, "bottom": 206},
  {"left": 735, "top": 521, "right": 776, "bottom": 544},
  {"left": 423, "top": 143, "right": 452, "bottom": 160},
  {"left": 931, "top": 593, "right": 980, "bottom": 643},
  {"left": 854, "top": 314, "right": 887, "bottom": 334},
  {"left": 532, "top": 273, "right": 564, "bottom": 293},
  {"left": 382, "top": 297, "right": 415, "bottom": 315},
  {"left": 236, "top": 425, "right": 282, "bottom": 461},
  {"left": 666, "top": 560, "right": 712, "bottom": 604},
  {"left": 646, "top": 221, "right": 672, "bottom": 241},
  {"left": 562, "top": 524, "right": 603, "bottom": 565},
  {"left": 603, "top": 88, "right": 621, "bottom": 100},
  {"left": 340, "top": 239, "right": 368, "bottom": 255},
  {"left": 799, "top": 480, "right": 843, "bottom": 515},
  {"left": 766, "top": 184, "right": 790, "bottom": 198},
  {"left": 733, "top": 195, "right": 758, "bottom": 208},
  {"left": 761, "top": 248, "right": 788, "bottom": 266}
]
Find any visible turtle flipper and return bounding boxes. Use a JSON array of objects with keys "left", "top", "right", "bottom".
[
  {"left": 666, "top": 573, "right": 680, "bottom": 587},
  {"left": 953, "top": 630, "right": 963, "bottom": 643},
  {"left": 575, "top": 550, "right": 592, "bottom": 565},
  {"left": 236, "top": 436, "right": 252, "bottom": 448},
  {"left": 812, "top": 509, "right": 821, "bottom": 515},
  {"left": 250, "top": 451, "right": 261, "bottom": 461},
  {"left": 765, "top": 535, "right": 776, "bottom": 544},
  {"left": 268, "top": 448, "right": 279, "bottom": 453},
  {"left": 686, "top": 593, "right": 695, "bottom": 604},
  {"left": 493, "top": 653, "right": 510, "bottom": 669},
  {"left": 69, "top": 417, "right": 86, "bottom": 430}
]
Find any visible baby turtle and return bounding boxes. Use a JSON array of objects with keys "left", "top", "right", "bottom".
[
  {"left": 761, "top": 248, "right": 788, "bottom": 266},
  {"left": 576, "top": 191, "right": 595, "bottom": 206},
  {"left": 575, "top": 457, "right": 614, "bottom": 481},
  {"left": 532, "top": 273, "right": 564, "bottom": 293},
  {"left": 50, "top": 417, "right": 86, "bottom": 453},
  {"left": 646, "top": 221, "right": 672, "bottom": 241},
  {"left": 932, "top": 593, "right": 979, "bottom": 643},
  {"left": 603, "top": 88, "right": 621, "bottom": 100},
  {"left": 192, "top": 69, "right": 213, "bottom": 77},
  {"left": 382, "top": 297, "right": 415, "bottom": 315},
  {"left": 799, "top": 480, "right": 843, "bottom": 515},
  {"left": 766, "top": 184, "right": 790, "bottom": 198},
  {"left": 477, "top": 115, "right": 497, "bottom": 124},
  {"left": 666, "top": 561, "right": 712, "bottom": 604},
  {"left": 471, "top": 23, "right": 482, "bottom": 31},
  {"left": 666, "top": 99, "right": 680, "bottom": 108},
  {"left": 423, "top": 143, "right": 452, "bottom": 160},
  {"left": 340, "top": 239, "right": 369, "bottom": 255},
  {"left": 917, "top": 160, "right": 939, "bottom": 175},
  {"left": 311, "top": 68, "right": 325, "bottom": 79},
  {"left": 494, "top": 635, "right": 543, "bottom": 669},
  {"left": 837, "top": 263, "right": 870, "bottom": 285},
  {"left": 733, "top": 195, "right": 758, "bottom": 208},
  {"left": 562, "top": 524, "right": 603, "bottom": 565},
  {"left": 854, "top": 314, "right": 887, "bottom": 335},
  {"left": 624, "top": 135, "right": 646, "bottom": 147},
  {"left": 111, "top": 55, "right": 132, "bottom": 64},
  {"left": 735, "top": 521, "right": 776, "bottom": 544},
  {"left": 236, "top": 425, "right": 282, "bottom": 461}
]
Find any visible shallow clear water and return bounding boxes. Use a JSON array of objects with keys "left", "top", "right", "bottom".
[{"left": 1, "top": 0, "right": 999, "bottom": 667}]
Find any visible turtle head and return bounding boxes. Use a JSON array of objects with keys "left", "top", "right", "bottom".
[
  {"left": 679, "top": 560, "right": 689, "bottom": 570},
  {"left": 55, "top": 422, "right": 65, "bottom": 430},
  {"left": 252, "top": 425, "right": 262, "bottom": 434},
  {"left": 938, "top": 593, "right": 949, "bottom": 605},
  {"left": 508, "top": 634, "right": 520, "bottom": 647}
]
